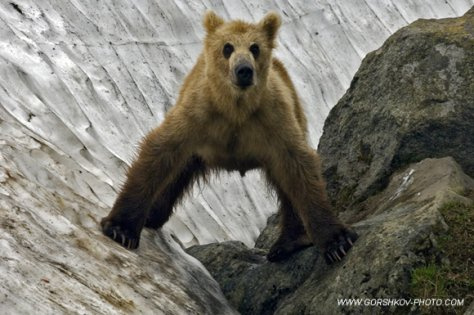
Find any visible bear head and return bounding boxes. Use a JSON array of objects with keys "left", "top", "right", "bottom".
[{"left": 202, "top": 11, "right": 281, "bottom": 92}]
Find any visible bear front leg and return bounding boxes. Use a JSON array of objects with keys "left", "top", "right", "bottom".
[
  {"left": 101, "top": 119, "right": 194, "bottom": 249},
  {"left": 266, "top": 146, "right": 358, "bottom": 264},
  {"left": 144, "top": 155, "right": 206, "bottom": 229}
]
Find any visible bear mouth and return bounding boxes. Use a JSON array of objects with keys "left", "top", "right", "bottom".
[{"left": 235, "top": 82, "right": 253, "bottom": 90}]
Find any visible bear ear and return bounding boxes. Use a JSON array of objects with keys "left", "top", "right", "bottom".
[
  {"left": 258, "top": 12, "right": 282, "bottom": 42},
  {"left": 203, "top": 10, "right": 224, "bottom": 34}
]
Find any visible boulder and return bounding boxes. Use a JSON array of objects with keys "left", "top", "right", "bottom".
[
  {"left": 187, "top": 241, "right": 321, "bottom": 315},
  {"left": 318, "top": 7, "right": 474, "bottom": 212},
  {"left": 276, "top": 157, "right": 474, "bottom": 315},
  {"left": 188, "top": 157, "right": 474, "bottom": 314}
]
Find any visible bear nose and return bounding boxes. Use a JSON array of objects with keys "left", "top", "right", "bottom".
[{"left": 235, "top": 64, "right": 253, "bottom": 87}]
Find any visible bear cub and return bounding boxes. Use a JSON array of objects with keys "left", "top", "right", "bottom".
[{"left": 101, "top": 11, "right": 357, "bottom": 264}]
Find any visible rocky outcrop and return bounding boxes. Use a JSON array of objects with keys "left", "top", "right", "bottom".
[
  {"left": 188, "top": 157, "right": 474, "bottom": 314},
  {"left": 187, "top": 241, "right": 319, "bottom": 315},
  {"left": 318, "top": 7, "right": 474, "bottom": 212},
  {"left": 187, "top": 8, "right": 474, "bottom": 315}
]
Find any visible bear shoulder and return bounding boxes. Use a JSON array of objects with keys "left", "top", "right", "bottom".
[{"left": 270, "top": 58, "right": 308, "bottom": 136}]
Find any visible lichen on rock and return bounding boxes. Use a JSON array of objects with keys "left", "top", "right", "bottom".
[{"left": 318, "top": 7, "right": 474, "bottom": 213}]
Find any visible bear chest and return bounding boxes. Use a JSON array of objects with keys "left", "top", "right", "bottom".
[{"left": 197, "top": 128, "right": 262, "bottom": 171}]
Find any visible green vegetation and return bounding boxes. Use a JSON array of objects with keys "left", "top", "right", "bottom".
[
  {"left": 411, "top": 264, "right": 447, "bottom": 299},
  {"left": 410, "top": 201, "right": 474, "bottom": 314}
]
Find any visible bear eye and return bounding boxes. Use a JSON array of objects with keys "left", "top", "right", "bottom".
[
  {"left": 223, "top": 43, "right": 234, "bottom": 59},
  {"left": 249, "top": 43, "right": 260, "bottom": 58}
]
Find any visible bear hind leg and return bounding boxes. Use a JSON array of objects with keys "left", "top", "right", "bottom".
[
  {"left": 267, "top": 189, "right": 312, "bottom": 262},
  {"left": 266, "top": 147, "right": 358, "bottom": 264}
]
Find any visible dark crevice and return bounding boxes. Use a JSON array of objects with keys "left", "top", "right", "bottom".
[{"left": 10, "top": 2, "right": 24, "bottom": 16}]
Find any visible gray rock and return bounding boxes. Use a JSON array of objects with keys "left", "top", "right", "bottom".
[
  {"left": 318, "top": 7, "right": 474, "bottom": 212},
  {"left": 277, "top": 157, "right": 473, "bottom": 315},
  {"left": 465, "top": 301, "right": 474, "bottom": 315},
  {"left": 254, "top": 213, "right": 280, "bottom": 250},
  {"left": 187, "top": 241, "right": 322, "bottom": 315},
  {"left": 188, "top": 157, "right": 474, "bottom": 315}
]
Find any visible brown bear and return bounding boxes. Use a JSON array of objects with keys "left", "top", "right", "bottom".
[{"left": 101, "top": 11, "right": 357, "bottom": 264}]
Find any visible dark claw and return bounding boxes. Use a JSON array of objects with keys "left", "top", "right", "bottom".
[
  {"left": 324, "top": 228, "right": 358, "bottom": 265},
  {"left": 101, "top": 218, "right": 140, "bottom": 250},
  {"left": 127, "top": 239, "right": 136, "bottom": 250},
  {"left": 347, "top": 237, "right": 353, "bottom": 246},
  {"left": 325, "top": 252, "right": 334, "bottom": 264}
]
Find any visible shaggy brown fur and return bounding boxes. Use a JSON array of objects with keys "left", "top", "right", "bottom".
[{"left": 101, "top": 11, "right": 357, "bottom": 264}]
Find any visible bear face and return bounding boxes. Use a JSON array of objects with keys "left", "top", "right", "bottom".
[{"left": 203, "top": 11, "right": 281, "bottom": 92}]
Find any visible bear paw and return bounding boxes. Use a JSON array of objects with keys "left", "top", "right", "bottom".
[
  {"left": 267, "top": 236, "right": 312, "bottom": 262},
  {"left": 100, "top": 217, "right": 140, "bottom": 250},
  {"left": 324, "top": 228, "right": 358, "bottom": 265}
]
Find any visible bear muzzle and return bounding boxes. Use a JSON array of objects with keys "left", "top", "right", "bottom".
[{"left": 233, "top": 61, "right": 254, "bottom": 89}]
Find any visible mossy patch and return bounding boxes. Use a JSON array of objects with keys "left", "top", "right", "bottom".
[
  {"left": 411, "top": 264, "right": 448, "bottom": 299},
  {"left": 410, "top": 201, "right": 474, "bottom": 314}
]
